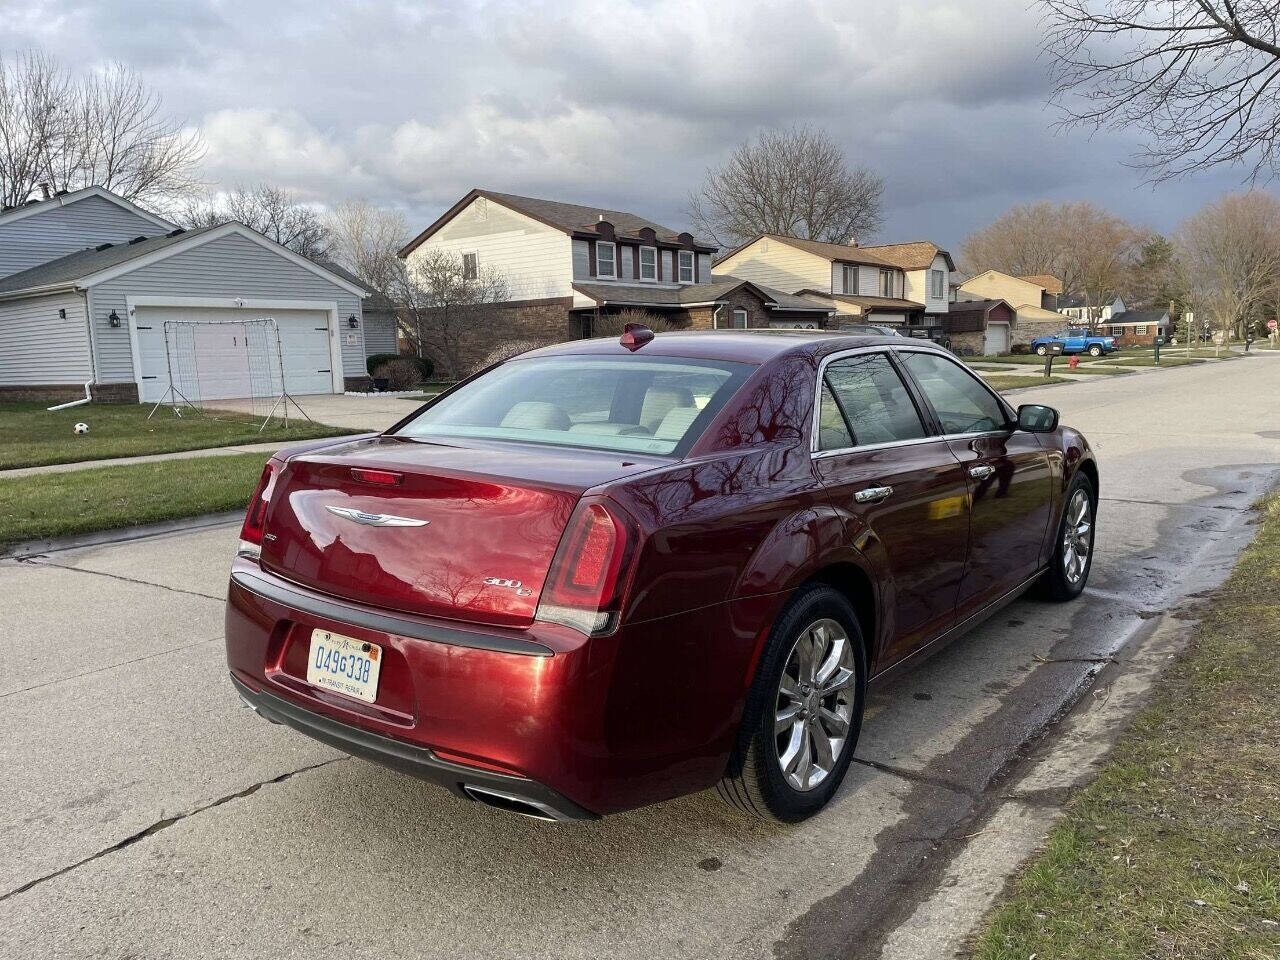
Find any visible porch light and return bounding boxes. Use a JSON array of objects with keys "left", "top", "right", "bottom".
[
  {"left": 347, "top": 315, "right": 359, "bottom": 328},
  {"left": 108, "top": 310, "right": 121, "bottom": 327}
]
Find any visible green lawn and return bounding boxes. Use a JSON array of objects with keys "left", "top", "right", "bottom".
[
  {"left": 980, "top": 353, "right": 1106, "bottom": 365},
  {"left": 0, "top": 452, "right": 270, "bottom": 549},
  {"left": 981, "top": 374, "right": 1073, "bottom": 391},
  {"left": 1100, "top": 355, "right": 1206, "bottom": 367},
  {"left": 0, "top": 402, "right": 355, "bottom": 470},
  {"left": 972, "top": 493, "right": 1280, "bottom": 960}
]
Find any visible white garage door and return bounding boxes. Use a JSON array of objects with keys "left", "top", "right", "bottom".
[
  {"left": 134, "top": 306, "right": 337, "bottom": 403},
  {"left": 983, "top": 321, "right": 1010, "bottom": 355}
]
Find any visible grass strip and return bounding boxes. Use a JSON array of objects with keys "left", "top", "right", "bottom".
[
  {"left": 0, "top": 402, "right": 354, "bottom": 470},
  {"left": 0, "top": 452, "right": 270, "bottom": 549},
  {"left": 971, "top": 493, "right": 1280, "bottom": 960}
]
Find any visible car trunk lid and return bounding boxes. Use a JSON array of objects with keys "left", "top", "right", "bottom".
[{"left": 259, "top": 436, "right": 662, "bottom": 626}]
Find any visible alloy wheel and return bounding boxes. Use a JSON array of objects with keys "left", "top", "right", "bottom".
[
  {"left": 773, "top": 618, "right": 856, "bottom": 792},
  {"left": 1062, "top": 488, "right": 1092, "bottom": 585}
]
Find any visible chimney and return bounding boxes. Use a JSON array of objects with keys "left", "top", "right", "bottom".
[{"left": 39, "top": 182, "right": 51, "bottom": 200}]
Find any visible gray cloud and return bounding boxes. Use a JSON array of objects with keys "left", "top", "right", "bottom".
[{"left": 2, "top": 0, "right": 1243, "bottom": 252}]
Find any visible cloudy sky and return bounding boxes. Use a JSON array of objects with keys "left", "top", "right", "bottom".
[{"left": 4, "top": 0, "right": 1249, "bottom": 250}]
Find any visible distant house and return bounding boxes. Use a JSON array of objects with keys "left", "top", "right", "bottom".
[
  {"left": 713, "top": 234, "right": 958, "bottom": 330},
  {"left": 0, "top": 185, "right": 371, "bottom": 404},
  {"left": 1103, "top": 307, "right": 1170, "bottom": 346},
  {"left": 1059, "top": 293, "right": 1126, "bottom": 324},
  {"left": 398, "top": 189, "right": 833, "bottom": 373},
  {"left": 944, "top": 298, "right": 1018, "bottom": 355},
  {"left": 958, "top": 271, "right": 1065, "bottom": 347}
]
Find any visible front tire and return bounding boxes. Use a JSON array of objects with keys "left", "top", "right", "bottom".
[
  {"left": 717, "top": 584, "right": 867, "bottom": 823},
  {"left": 1088, "top": 345, "right": 1103, "bottom": 357},
  {"left": 1038, "top": 472, "right": 1096, "bottom": 601},
  {"left": 1035, "top": 345, "right": 1048, "bottom": 356}
]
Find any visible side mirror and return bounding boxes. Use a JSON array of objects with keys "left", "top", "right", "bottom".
[{"left": 1017, "top": 403, "right": 1059, "bottom": 433}]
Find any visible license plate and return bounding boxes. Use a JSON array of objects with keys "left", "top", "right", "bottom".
[{"left": 306, "top": 629, "right": 382, "bottom": 704}]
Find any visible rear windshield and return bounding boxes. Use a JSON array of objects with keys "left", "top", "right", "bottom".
[{"left": 395, "top": 355, "right": 754, "bottom": 456}]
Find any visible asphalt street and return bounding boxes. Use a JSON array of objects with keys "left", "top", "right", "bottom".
[{"left": 2, "top": 356, "right": 1278, "bottom": 960}]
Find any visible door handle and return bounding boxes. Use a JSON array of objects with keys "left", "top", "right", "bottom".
[
  {"left": 854, "top": 485, "right": 894, "bottom": 504},
  {"left": 969, "top": 464, "right": 996, "bottom": 480}
]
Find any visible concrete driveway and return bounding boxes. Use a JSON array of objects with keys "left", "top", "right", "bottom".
[
  {"left": 3, "top": 357, "right": 1278, "bottom": 960},
  {"left": 210, "top": 392, "right": 426, "bottom": 432}
]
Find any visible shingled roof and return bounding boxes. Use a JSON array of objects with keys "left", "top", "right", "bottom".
[
  {"left": 572, "top": 276, "right": 834, "bottom": 313},
  {"left": 718, "top": 234, "right": 898, "bottom": 268},
  {"left": 1018, "top": 274, "right": 1064, "bottom": 295},
  {"left": 399, "top": 188, "right": 716, "bottom": 258},
  {"left": 858, "top": 241, "right": 956, "bottom": 272}
]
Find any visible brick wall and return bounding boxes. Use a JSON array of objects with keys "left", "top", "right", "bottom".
[
  {"left": 1012, "top": 318, "right": 1061, "bottom": 347},
  {"left": 414, "top": 297, "right": 577, "bottom": 377},
  {"left": 948, "top": 331, "right": 986, "bottom": 356},
  {"left": 0, "top": 382, "right": 138, "bottom": 404}
]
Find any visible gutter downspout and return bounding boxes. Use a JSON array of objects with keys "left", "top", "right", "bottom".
[
  {"left": 47, "top": 288, "right": 97, "bottom": 411},
  {"left": 712, "top": 302, "right": 725, "bottom": 330}
]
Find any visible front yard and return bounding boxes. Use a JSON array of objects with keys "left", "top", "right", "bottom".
[
  {"left": 972, "top": 493, "right": 1280, "bottom": 960},
  {"left": 0, "top": 401, "right": 355, "bottom": 470},
  {"left": 0, "top": 452, "right": 270, "bottom": 549}
]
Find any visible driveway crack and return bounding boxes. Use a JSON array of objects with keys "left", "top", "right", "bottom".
[
  {"left": 15, "top": 555, "right": 224, "bottom": 601},
  {"left": 850, "top": 757, "right": 979, "bottom": 800},
  {"left": 0, "top": 757, "right": 343, "bottom": 903}
]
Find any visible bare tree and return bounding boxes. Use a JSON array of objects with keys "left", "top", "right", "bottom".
[
  {"left": 396, "top": 248, "right": 510, "bottom": 378},
  {"left": 962, "top": 200, "right": 1143, "bottom": 326},
  {"left": 688, "top": 126, "right": 883, "bottom": 247},
  {"left": 1042, "top": 1, "right": 1280, "bottom": 181},
  {"left": 1178, "top": 191, "right": 1280, "bottom": 341},
  {"left": 181, "top": 184, "right": 331, "bottom": 258},
  {"left": 327, "top": 199, "right": 409, "bottom": 298},
  {"left": 0, "top": 51, "right": 202, "bottom": 209},
  {"left": 0, "top": 51, "right": 72, "bottom": 207}
]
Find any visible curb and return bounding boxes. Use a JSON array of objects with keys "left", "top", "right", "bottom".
[{"left": 1, "top": 511, "right": 244, "bottom": 559}]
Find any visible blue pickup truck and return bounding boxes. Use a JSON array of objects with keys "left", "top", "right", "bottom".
[{"left": 1030, "top": 328, "right": 1118, "bottom": 357}]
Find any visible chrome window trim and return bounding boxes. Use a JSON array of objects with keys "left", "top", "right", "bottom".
[{"left": 808, "top": 342, "right": 1013, "bottom": 457}]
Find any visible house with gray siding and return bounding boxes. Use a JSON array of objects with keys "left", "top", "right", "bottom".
[{"left": 0, "top": 187, "right": 372, "bottom": 403}]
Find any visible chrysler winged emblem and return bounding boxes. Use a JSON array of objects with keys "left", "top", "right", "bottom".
[{"left": 325, "top": 506, "right": 429, "bottom": 527}]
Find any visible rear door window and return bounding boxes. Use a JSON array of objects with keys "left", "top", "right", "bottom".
[{"left": 819, "top": 353, "right": 926, "bottom": 450}]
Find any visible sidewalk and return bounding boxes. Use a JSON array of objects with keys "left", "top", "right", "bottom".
[{"left": 0, "top": 440, "right": 295, "bottom": 479}]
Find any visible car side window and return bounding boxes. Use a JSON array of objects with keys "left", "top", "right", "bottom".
[
  {"left": 900, "top": 351, "right": 1008, "bottom": 434},
  {"left": 819, "top": 353, "right": 926, "bottom": 450}
]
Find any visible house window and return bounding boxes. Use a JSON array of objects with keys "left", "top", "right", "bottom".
[
  {"left": 879, "top": 269, "right": 894, "bottom": 298},
  {"left": 678, "top": 250, "right": 695, "bottom": 283},
  {"left": 639, "top": 246, "right": 657, "bottom": 281},
  {"left": 1135, "top": 325, "right": 1147, "bottom": 335},
  {"left": 930, "top": 269, "right": 944, "bottom": 299},
  {"left": 461, "top": 252, "right": 478, "bottom": 281},
  {"left": 596, "top": 241, "right": 616, "bottom": 279},
  {"left": 733, "top": 308, "right": 748, "bottom": 329},
  {"left": 842, "top": 264, "right": 857, "bottom": 294}
]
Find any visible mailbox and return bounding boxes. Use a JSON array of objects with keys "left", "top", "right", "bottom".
[{"left": 1043, "top": 341, "right": 1063, "bottom": 377}]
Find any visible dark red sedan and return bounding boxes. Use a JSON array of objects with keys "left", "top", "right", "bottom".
[{"left": 226, "top": 329, "right": 1097, "bottom": 822}]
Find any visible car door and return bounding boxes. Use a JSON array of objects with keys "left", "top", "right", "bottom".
[
  {"left": 811, "top": 350, "right": 971, "bottom": 670},
  {"left": 896, "top": 349, "right": 1055, "bottom": 618},
  {"left": 1065, "top": 329, "right": 1086, "bottom": 353}
]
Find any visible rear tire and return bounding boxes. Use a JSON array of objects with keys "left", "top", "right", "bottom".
[
  {"left": 1035, "top": 345, "right": 1048, "bottom": 356},
  {"left": 1088, "top": 345, "right": 1103, "bottom": 357},
  {"left": 717, "top": 584, "right": 867, "bottom": 823},
  {"left": 1037, "top": 472, "right": 1096, "bottom": 601}
]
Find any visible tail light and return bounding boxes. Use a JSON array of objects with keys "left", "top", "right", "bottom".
[
  {"left": 536, "top": 500, "right": 637, "bottom": 636},
  {"left": 238, "top": 460, "right": 280, "bottom": 556}
]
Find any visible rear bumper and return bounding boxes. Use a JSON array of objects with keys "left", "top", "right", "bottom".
[
  {"left": 230, "top": 674, "right": 597, "bottom": 821},
  {"left": 225, "top": 560, "right": 766, "bottom": 816}
]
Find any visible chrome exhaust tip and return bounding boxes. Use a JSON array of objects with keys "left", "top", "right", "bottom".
[{"left": 462, "top": 784, "right": 563, "bottom": 822}]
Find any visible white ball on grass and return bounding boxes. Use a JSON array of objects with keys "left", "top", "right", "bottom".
[{"left": 73, "top": 422, "right": 90, "bottom": 435}]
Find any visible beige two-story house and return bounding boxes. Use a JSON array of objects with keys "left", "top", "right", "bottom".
[
  {"left": 399, "top": 189, "right": 832, "bottom": 373},
  {"left": 714, "top": 234, "right": 929, "bottom": 326}
]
